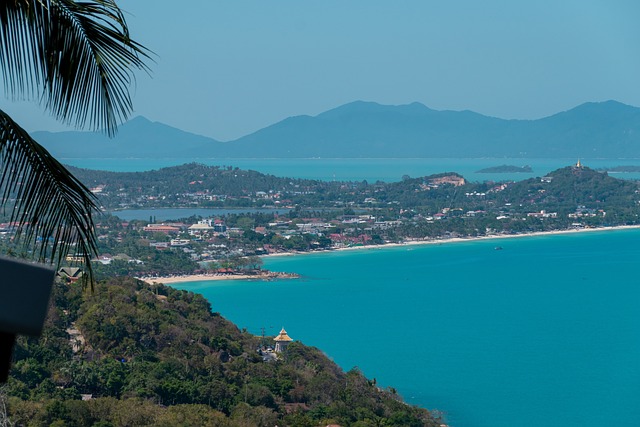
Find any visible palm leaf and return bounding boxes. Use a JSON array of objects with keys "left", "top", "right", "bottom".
[
  {"left": 0, "top": 0, "right": 151, "bottom": 135},
  {"left": 0, "top": 110, "right": 99, "bottom": 286},
  {"left": 0, "top": 0, "right": 151, "bottom": 286}
]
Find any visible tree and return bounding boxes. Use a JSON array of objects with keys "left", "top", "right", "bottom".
[
  {"left": 245, "top": 255, "right": 263, "bottom": 270},
  {"left": 0, "top": 0, "right": 149, "bottom": 282}
]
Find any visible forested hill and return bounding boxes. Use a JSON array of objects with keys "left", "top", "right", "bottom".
[
  {"left": 36, "top": 100, "right": 640, "bottom": 158},
  {"left": 502, "top": 166, "right": 640, "bottom": 208},
  {"left": 67, "top": 163, "right": 640, "bottom": 216},
  {"left": 68, "top": 163, "right": 324, "bottom": 196},
  {"left": 5, "top": 277, "right": 440, "bottom": 426}
]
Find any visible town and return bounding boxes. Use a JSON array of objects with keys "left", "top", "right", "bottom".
[{"left": 4, "top": 161, "right": 631, "bottom": 280}]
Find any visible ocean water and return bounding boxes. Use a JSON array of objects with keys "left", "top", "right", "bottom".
[
  {"left": 62, "top": 157, "right": 640, "bottom": 182},
  {"left": 173, "top": 229, "right": 640, "bottom": 427}
]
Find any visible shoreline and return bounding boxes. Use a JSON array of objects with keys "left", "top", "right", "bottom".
[
  {"left": 140, "top": 225, "right": 640, "bottom": 284},
  {"left": 138, "top": 270, "right": 298, "bottom": 285},
  {"left": 263, "top": 224, "right": 640, "bottom": 258}
]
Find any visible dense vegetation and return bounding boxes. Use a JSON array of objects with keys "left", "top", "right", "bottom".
[
  {"left": 3, "top": 278, "right": 440, "bottom": 427},
  {"left": 503, "top": 166, "right": 640, "bottom": 217},
  {"left": 67, "top": 163, "right": 328, "bottom": 209},
  {"left": 68, "top": 163, "right": 640, "bottom": 215}
]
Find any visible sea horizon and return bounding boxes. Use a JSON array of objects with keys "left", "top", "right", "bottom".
[{"left": 63, "top": 157, "right": 640, "bottom": 183}]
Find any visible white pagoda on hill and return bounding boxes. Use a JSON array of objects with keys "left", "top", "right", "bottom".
[{"left": 274, "top": 327, "right": 293, "bottom": 353}]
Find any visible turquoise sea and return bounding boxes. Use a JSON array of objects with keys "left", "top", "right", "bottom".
[
  {"left": 173, "top": 229, "right": 640, "bottom": 427},
  {"left": 63, "top": 157, "right": 640, "bottom": 183}
]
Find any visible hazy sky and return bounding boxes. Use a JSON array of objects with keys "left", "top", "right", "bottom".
[{"left": 5, "top": 0, "right": 640, "bottom": 141}]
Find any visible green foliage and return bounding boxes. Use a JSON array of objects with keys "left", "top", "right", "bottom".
[{"left": 6, "top": 277, "right": 440, "bottom": 426}]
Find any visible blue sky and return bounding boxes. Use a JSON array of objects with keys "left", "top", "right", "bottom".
[{"left": 5, "top": 0, "right": 640, "bottom": 141}]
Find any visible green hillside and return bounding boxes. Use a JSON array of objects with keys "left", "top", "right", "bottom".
[{"left": 3, "top": 278, "right": 440, "bottom": 427}]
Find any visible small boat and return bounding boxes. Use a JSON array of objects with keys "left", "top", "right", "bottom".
[{"left": 494, "top": 246, "right": 503, "bottom": 250}]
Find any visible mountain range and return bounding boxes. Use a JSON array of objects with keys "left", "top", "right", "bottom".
[{"left": 33, "top": 100, "right": 640, "bottom": 159}]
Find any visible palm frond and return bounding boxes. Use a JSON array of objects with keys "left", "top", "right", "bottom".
[
  {"left": 0, "top": 109, "right": 99, "bottom": 286},
  {"left": 0, "top": 0, "right": 151, "bottom": 135}
]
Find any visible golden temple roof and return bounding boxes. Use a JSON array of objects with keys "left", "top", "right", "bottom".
[{"left": 274, "top": 327, "right": 293, "bottom": 342}]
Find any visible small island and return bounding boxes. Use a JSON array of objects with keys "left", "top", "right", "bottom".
[{"left": 476, "top": 164, "right": 533, "bottom": 173}]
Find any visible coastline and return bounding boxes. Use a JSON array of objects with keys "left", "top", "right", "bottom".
[
  {"left": 140, "top": 225, "right": 640, "bottom": 284},
  {"left": 139, "top": 274, "right": 258, "bottom": 285},
  {"left": 264, "top": 224, "right": 640, "bottom": 258},
  {"left": 138, "top": 270, "right": 298, "bottom": 285}
]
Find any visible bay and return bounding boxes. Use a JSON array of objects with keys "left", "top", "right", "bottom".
[
  {"left": 173, "top": 229, "right": 640, "bottom": 427},
  {"left": 62, "top": 157, "right": 640, "bottom": 182}
]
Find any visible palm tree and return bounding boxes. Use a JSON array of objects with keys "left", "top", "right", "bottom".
[{"left": 0, "top": 0, "right": 150, "bottom": 281}]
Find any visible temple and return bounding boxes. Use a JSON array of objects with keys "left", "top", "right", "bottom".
[{"left": 274, "top": 327, "right": 293, "bottom": 353}]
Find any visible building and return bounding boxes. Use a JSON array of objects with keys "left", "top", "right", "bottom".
[
  {"left": 188, "top": 220, "right": 214, "bottom": 235},
  {"left": 143, "top": 224, "right": 180, "bottom": 234},
  {"left": 170, "top": 239, "right": 191, "bottom": 246},
  {"left": 213, "top": 219, "right": 227, "bottom": 233},
  {"left": 274, "top": 327, "right": 293, "bottom": 353},
  {"left": 428, "top": 174, "right": 466, "bottom": 187}
]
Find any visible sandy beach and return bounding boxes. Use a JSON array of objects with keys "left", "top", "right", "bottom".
[
  {"left": 138, "top": 271, "right": 298, "bottom": 285},
  {"left": 140, "top": 225, "right": 640, "bottom": 284},
  {"left": 139, "top": 273, "right": 257, "bottom": 285},
  {"left": 265, "top": 224, "right": 640, "bottom": 257}
]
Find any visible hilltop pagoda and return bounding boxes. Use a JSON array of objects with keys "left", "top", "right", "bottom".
[{"left": 274, "top": 327, "right": 293, "bottom": 353}]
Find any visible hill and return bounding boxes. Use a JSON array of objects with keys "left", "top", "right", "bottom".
[
  {"left": 500, "top": 165, "right": 640, "bottom": 210},
  {"left": 3, "top": 277, "right": 440, "bottom": 427},
  {"left": 32, "top": 116, "right": 227, "bottom": 158},
  {"left": 226, "top": 100, "right": 640, "bottom": 158},
  {"left": 33, "top": 100, "right": 640, "bottom": 159}
]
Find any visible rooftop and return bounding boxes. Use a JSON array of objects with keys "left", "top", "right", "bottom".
[{"left": 274, "top": 327, "right": 293, "bottom": 342}]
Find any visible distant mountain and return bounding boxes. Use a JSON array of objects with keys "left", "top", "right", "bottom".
[
  {"left": 34, "top": 100, "right": 640, "bottom": 159},
  {"left": 32, "top": 116, "right": 226, "bottom": 158}
]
